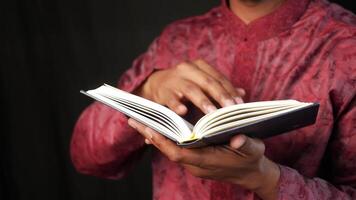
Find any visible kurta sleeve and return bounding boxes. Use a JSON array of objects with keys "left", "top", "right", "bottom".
[
  {"left": 277, "top": 115, "right": 356, "bottom": 199},
  {"left": 276, "top": 38, "right": 356, "bottom": 199},
  {"left": 70, "top": 23, "right": 188, "bottom": 179}
]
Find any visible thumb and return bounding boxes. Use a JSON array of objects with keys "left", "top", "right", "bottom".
[
  {"left": 230, "top": 134, "right": 247, "bottom": 149},
  {"left": 229, "top": 134, "right": 265, "bottom": 156}
]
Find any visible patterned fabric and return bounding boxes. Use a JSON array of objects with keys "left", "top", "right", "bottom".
[{"left": 70, "top": 0, "right": 356, "bottom": 199}]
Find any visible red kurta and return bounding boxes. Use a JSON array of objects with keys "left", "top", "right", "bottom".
[{"left": 70, "top": 0, "right": 356, "bottom": 199}]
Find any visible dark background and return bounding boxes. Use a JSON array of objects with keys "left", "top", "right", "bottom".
[{"left": 1, "top": 1, "right": 355, "bottom": 200}]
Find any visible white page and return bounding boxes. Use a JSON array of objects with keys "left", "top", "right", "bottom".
[
  {"left": 106, "top": 96, "right": 181, "bottom": 136},
  {"left": 195, "top": 104, "right": 292, "bottom": 133},
  {"left": 193, "top": 100, "right": 302, "bottom": 133},
  {"left": 199, "top": 104, "right": 307, "bottom": 137},
  {"left": 197, "top": 104, "right": 297, "bottom": 134},
  {"left": 96, "top": 85, "right": 193, "bottom": 137},
  {"left": 84, "top": 90, "right": 184, "bottom": 142},
  {"left": 113, "top": 98, "right": 181, "bottom": 136}
]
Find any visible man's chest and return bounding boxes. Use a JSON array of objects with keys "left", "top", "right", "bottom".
[{"left": 188, "top": 36, "right": 335, "bottom": 175}]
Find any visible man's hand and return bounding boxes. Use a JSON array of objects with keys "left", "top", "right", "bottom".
[
  {"left": 135, "top": 59, "right": 245, "bottom": 115},
  {"left": 128, "top": 119, "right": 281, "bottom": 200}
]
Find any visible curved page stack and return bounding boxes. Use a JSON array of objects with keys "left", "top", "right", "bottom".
[{"left": 81, "top": 84, "right": 319, "bottom": 148}]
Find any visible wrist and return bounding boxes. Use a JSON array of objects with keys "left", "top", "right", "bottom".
[
  {"left": 134, "top": 81, "right": 151, "bottom": 99},
  {"left": 134, "top": 70, "right": 160, "bottom": 100},
  {"left": 253, "top": 157, "right": 280, "bottom": 200}
]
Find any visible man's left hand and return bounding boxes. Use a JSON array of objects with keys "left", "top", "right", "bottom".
[{"left": 128, "top": 119, "right": 281, "bottom": 200}]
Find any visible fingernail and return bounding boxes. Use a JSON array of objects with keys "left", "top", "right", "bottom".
[
  {"left": 230, "top": 134, "right": 247, "bottom": 149},
  {"left": 145, "top": 138, "right": 152, "bottom": 145},
  {"left": 236, "top": 88, "right": 246, "bottom": 96},
  {"left": 234, "top": 97, "right": 244, "bottom": 104},
  {"left": 223, "top": 99, "right": 235, "bottom": 107},
  {"left": 204, "top": 105, "right": 217, "bottom": 114},
  {"left": 144, "top": 127, "right": 154, "bottom": 139},
  {"left": 177, "top": 105, "right": 187, "bottom": 114}
]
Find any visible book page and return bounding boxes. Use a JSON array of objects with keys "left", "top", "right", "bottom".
[
  {"left": 106, "top": 96, "right": 181, "bottom": 134},
  {"left": 84, "top": 84, "right": 193, "bottom": 142},
  {"left": 197, "top": 104, "right": 297, "bottom": 134},
  {"left": 115, "top": 97, "right": 194, "bottom": 132},
  {"left": 83, "top": 90, "right": 183, "bottom": 142},
  {"left": 113, "top": 98, "right": 181, "bottom": 136},
  {"left": 198, "top": 104, "right": 308, "bottom": 137},
  {"left": 193, "top": 100, "right": 301, "bottom": 134}
]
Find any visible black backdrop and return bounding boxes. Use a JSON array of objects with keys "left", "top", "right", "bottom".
[{"left": 1, "top": 1, "right": 355, "bottom": 200}]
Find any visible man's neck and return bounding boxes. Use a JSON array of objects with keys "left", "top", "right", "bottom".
[{"left": 228, "top": 0, "right": 285, "bottom": 24}]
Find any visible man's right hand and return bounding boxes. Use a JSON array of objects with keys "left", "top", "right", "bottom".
[{"left": 135, "top": 59, "right": 245, "bottom": 115}]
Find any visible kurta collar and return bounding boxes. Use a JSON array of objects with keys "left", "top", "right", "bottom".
[{"left": 219, "top": 0, "right": 311, "bottom": 42}]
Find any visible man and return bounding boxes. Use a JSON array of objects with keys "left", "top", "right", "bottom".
[{"left": 70, "top": 0, "right": 356, "bottom": 199}]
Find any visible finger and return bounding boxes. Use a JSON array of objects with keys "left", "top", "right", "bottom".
[
  {"left": 229, "top": 134, "right": 265, "bottom": 157},
  {"left": 128, "top": 118, "right": 200, "bottom": 163},
  {"left": 229, "top": 134, "right": 247, "bottom": 149},
  {"left": 178, "top": 80, "right": 217, "bottom": 114},
  {"left": 182, "top": 163, "right": 217, "bottom": 179},
  {"left": 128, "top": 119, "right": 182, "bottom": 155},
  {"left": 177, "top": 62, "right": 235, "bottom": 107},
  {"left": 129, "top": 119, "right": 233, "bottom": 169},
  {"left": 145, "top": 138, "right": 152, "bottom": 145},
  {"left": 143, "top": 127, "right": 193, "bottom": 162},
  {"left": 193, "top": 59, "right": 244, "bottom": 104},
  {"left": 143, "top": 126, "right": 216, "bottom": 167},
  {"left": 222, "top": 145, "right": 248, "bottom": 158},
  {"left": 160, "top": 91, "right": 187, "bottom": 116},
  {"left": 183, "top": 146, "right": 245, "bottom": 169},
  {"left": 234, "top": 88, "right": 246, "bottom": 103},
  {"left": 236, "top": 88, "right": 246, "bottom": 97},
  {"left": 128, "top": 120, "right": 154, "bottom": 145},
  {"left": 127, "top": 119, "right": 153, "bottom": 140},
  {"left": 179, "top": 146, "right": 230, "bottom": 169}
]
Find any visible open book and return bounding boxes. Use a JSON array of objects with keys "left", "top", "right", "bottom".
[{"left": 81, "top": 84, "right": 319, "bottom": 148}]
